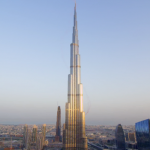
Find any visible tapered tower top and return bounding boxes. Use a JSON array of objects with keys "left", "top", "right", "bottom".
[
  {"left": 33, "top": 125, "right": 37, "bottom": 128},
  {"left": 58, "top": 106, "right": 61, "bottom": 111},
  {"left": 72, "top": 2, "right": 79, "bottom": 45},
  {"left": 74, "top": 2, "right": 77, "bottom": 28}
]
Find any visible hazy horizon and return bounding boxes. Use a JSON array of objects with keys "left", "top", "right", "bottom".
[{"left": 0, "top": 0, "right": 150, "bottom": 125}]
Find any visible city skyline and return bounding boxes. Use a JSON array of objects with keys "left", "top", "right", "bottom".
[{"left": 0, "top": 0, "right": 150, "bottom": 125}]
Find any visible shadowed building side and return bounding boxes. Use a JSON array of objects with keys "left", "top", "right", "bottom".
[
  {"left": 55, "top": 106, "right": 61, "bottom": 142},
  {"left": 135, "top": 119, "right": 150, "bottom": 150},
  {"left": 115, "top": 124, "right": 125, "bottom": 150},
  {"left": 23, "top": 124, "right": 28, "bottom": 147}
]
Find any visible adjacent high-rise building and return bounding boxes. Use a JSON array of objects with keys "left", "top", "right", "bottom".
[
  {"left": 63, "top": 3, "right": 88, "bottom": 150},
  {"left": 26, "top": 129, "right": 32, "bottom": 150},
  {"left": 42, "top": 124, "right": 46, "bottom": 146},
  {"left": 115, "top": 124, "right": 126, "bottom": 150},
  {"left": 32, "top": 125, "right": 38, "bottom": 142},
  {"left": 135, "top": 119, "right": 150, "bottom": 150},
  {"left": 36, "top": 132, "right": 44, "bottom": 150},
  {"left": 23, "top": 124, "right": 28, "bottom": 147},
  {"left": 55, "top": 106, "right": 61, "bottom": 142},
  {"left": 125, "top": 132, "right": 136, "bottom": 142}
]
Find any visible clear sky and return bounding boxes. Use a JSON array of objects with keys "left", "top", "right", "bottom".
[{"left": 0, "top": 0, "right": 150, "bottom": 125}]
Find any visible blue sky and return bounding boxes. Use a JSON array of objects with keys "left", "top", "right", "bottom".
[{"left": 0, "top": 0, "right": 150, "bottom": 125}]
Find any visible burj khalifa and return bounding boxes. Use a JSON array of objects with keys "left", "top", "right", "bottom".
[{"left": 63, "top": 3, "right": 88, "bottom": 150}]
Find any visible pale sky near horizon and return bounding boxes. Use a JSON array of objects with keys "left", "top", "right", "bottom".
[{"left": 0, "top": 0, "right": 150, "bottom": 125}]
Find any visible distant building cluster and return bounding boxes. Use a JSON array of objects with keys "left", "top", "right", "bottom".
[
  {"left": 23, "top": 124, "right": 47, "bottom": 150},
  {"left": 0, "top": 119, "right": 150, "bottom": 150}
]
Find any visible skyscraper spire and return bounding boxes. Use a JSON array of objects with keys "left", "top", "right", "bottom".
[
  {"left": 72, "top": 2, "right": 78, "bottom": 45},
  {"left": 74, "top": 0, "right": 77, "bottom": 16},
  {"left": 63, "top": 3, "right": 88, "bottom": 150},
  {"left": 74, "top": 2, "right": 77, "bottom": 26}
]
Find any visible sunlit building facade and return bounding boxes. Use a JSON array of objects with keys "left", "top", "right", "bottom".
[
  {"left": 36, "top": 133, "right": 44, "bottom": 150},
  {"left": 135, "top": 119, "right": 150, "bottom": 150},
  {"left": 115, "top": 124, "right": 125, "bottom": 150},
  {"left": 125, "top": 132, "right": 136, "bottom": 142},
  {"left": 42, "top": 124, "right": 46, "bottom": 146},
  {"left": 32, "top": 125, "right": 37, "bottom": 142},
  {"left": 63, "top": 3, "right": 88, "bottom": 150}
]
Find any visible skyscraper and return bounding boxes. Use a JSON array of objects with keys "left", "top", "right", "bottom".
[
  {"left": 63, "top": 3, "right": 88, "bottom": 150},
  {"left": 42, "top": 124, "right": 46, "bottom": 146},
  {"left": 55, "top": 106, "right": 61, "bottom": 142},
  {"left": 115, "top": 124, "right": 126, "bottom": 150},
  {"left": 32, "top": 125, "right": 38, "bottom": 143},
  {"left": 23, "top": 124, "right": 28, "bottom": 147},
  {"left": 26, "top": 129, "right": 32, "bottom": 150},
  {"left": 125, "top": 132, "right": 136, "bottom": 142},
  {"left": 135, "top": 119, "right": 150, "bottom": 150},
  {"left": 36, "top": 132, "right": 44, "bottom": 150}
]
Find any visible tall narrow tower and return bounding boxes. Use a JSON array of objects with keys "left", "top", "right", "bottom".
[
  {"left": 26, "top": 129, "right": 32, "bottom": 150},
  {"left": 42, "top": 124, "right": 46, "bottom": 146},
  {"left": 55, "top": 106, "right": 61, "bottom": 142},
  {"left": 63, "top": 3, "right": 88, "bottom": 150},
  {"left": 32, "top": 125, "right": 37, "bottom": 142},
  {"left": 115, "top": 124, "right": 125, "bottom": 150},
  {"left": 23, "top": 124, "right": 28, "bottom": 147}
]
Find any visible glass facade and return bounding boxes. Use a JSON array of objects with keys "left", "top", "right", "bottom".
[
  {"left": 135, "top": 119, "right": 150, "bottom": 150},
  {"left": 115, "top": 124, "right": 126, "bottom": 150}
]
